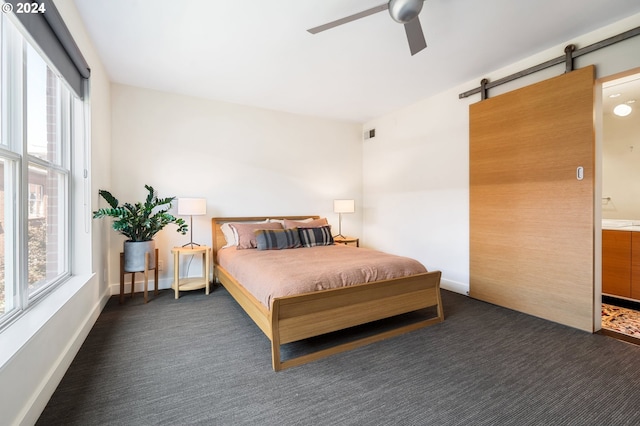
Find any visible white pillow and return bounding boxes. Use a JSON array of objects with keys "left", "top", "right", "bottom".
[
  {"left": 220, "top": 222, "right": 236, "bottom": 248},
  {"left": 269, "top": 217, "right": 315, "bottom": 225}
]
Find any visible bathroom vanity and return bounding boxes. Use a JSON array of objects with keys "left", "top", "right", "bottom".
[{"left": 602, "top": 220, "right": 640, "bottom": 301}]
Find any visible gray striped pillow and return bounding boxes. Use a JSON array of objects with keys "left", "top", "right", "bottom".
[
  {"left": 298, "top": 225, "right": 334, "bottom": 247},
  {"left": 255, "top": 228, "right": 301, "bottom": 250}
]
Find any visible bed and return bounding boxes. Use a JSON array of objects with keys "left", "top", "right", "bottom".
[{"left": 211, "top": 216, "right": 444, "bottom": 371}]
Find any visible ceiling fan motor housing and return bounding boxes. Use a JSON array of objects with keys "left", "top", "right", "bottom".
[{"left": 388, "top": 0, "right": 424, "bottom": 23}]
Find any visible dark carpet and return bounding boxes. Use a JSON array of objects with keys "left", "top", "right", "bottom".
[{"left": 37, "top": 287, "right": 640, "bottom": 426}]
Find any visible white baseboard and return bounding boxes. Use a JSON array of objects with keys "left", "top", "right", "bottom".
[
  {"left": 111, "top": 277, "right": 470, "bottom": 298},
  {"left": 440, "top": 278, "right": 469, "bottom": 296},
  {"left": 108, "top": 276, "right": 175, "bottom": 296}
]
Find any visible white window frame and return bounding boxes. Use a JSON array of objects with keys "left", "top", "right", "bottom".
[{"left": 0, "top": 11, "right": 83, "bottom": 329}]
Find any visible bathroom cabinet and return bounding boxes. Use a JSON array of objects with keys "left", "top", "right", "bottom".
[
  {"left": 602, "top": 230, "right": 631, "bottom": 298},
  {"left": 602, "top": 229, "right": 640, "bottom": 300}
]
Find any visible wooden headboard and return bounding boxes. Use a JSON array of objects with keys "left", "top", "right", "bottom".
[{"left": 211, "top": 216, "right": 320, "bottom": 263}]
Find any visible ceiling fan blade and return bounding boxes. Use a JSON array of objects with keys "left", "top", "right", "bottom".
[
  {"left": 404, "top": 16, "right": 427, "bottom": 55},
  {"left": 307, "top": 3, "right": 389, "bottom": 34}
]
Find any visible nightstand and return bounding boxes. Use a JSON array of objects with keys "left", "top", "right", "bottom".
[
  {"left": 334, "top": 236, "right": 359, "bottom": 247},
  {"left": 170, "top": 246, "right": 211, "bottom": 299}
]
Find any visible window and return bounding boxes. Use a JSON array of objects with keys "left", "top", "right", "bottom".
[
  {"left": 0, "top": 10, "right": 86, "bottom": 327},
  {"left": 25, "top": 42, "right": 70, "bottom": 298},
  {"left": 0, "top": 158, "right": 16, "bottom": 319}
]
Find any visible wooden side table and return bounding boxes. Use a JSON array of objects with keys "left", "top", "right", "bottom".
[
  {"left": 334, "top": 236, "right": 360, "bottom": 247},
  {"left": 171, "top": 246, "right": 211, "bottom": 299},
  {"left": 119, "top": 249, "right": 159, "bottom": 304}
]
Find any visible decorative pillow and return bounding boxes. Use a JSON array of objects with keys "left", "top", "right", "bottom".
[
  {"left": 220, "top": 222, "right": 237, "bottom": 248},
  {"left": 255, "top": 228, "right": 301, "bottom": 250},
  {"left": 298, "top": 225, "right": 334, "bottom": 247},
  {"left": 221, "top": 220, "right": 269, "bottom": 247},
  {"left": 284, "top": 217, "right": 328, "bottom": 229},
  {"left": 230, "top": 222, "right": 283, "bottom": 249}
]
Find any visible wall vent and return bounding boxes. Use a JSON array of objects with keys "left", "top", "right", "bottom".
[{"left": 363, "top": 128, "right": 376, "bottom": 140}]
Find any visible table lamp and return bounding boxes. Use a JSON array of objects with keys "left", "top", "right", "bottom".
[
  {"left": 178, "top": 198, "right": 206, "bottom": 248},
  {"left": 333, "top": 199, "right": 355, "bottom": 238}
]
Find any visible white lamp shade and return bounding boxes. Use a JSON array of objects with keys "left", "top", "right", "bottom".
[
  {"left": 178, "top": 198, "right": 207, "bottom": 216},
  {"left": 333, "top": 199, "right": 355, "bottom": 214}
]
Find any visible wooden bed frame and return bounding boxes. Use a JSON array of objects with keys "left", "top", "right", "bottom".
[{"left": 211, "top": 216, "right": 444, "bottom": 371}]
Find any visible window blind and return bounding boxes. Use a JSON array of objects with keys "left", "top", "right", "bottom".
[{"left": 6, "top": 0, "right": 90, "bottom": 98}]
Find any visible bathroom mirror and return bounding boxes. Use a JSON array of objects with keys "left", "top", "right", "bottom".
[{"left": 602, "top": 71, "right": 640, "bottom": 220}]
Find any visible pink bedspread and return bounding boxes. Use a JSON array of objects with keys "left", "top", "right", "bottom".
[{"left": 217, "top": 244, "right": 428, "bottom": 309}]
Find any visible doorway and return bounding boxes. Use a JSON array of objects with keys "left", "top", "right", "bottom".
[{"left": 599, "top": 68, "right": 640, "bottom": 343}]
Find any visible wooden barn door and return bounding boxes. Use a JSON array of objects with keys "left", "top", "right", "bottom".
[{"left": 469, "top": 66, "right": 595, "bottom": 332}]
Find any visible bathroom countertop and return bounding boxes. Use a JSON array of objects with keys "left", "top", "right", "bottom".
[{"left": 602, "top": 219, "right": 640, "bottom": 232}]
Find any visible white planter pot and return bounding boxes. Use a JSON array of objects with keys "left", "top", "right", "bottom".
[{"left": 123, "top": 240, "right": 156, "bottom": 272}]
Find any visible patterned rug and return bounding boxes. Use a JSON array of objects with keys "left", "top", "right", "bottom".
[{"left": 602, "top": 304, "right": 640, "bottom": 338}]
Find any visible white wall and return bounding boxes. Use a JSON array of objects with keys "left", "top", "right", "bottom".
[
  {"left": 363, "top": 12, "right": 640, "bottom": 295},
  {"left": 0, "top": 1, "right": 113, "bottom": 425},
  {"left": 602, "top": 102, "right": 640, "bottom": 219},
  {"left": 362, "top": 88, "right": 470, "bottom": 294},
  {"left": 108, "top": 84, "right": 363, "bottom": 290}
]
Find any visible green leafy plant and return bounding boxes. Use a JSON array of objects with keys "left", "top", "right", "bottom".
[{"left": 93, "top": 185, "right": 188, "bottom": 241}]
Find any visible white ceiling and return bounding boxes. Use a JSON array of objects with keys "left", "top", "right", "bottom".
[
  {"left": 603, "top": 73, "right": 640, "bottom": 117},
  {"left": 72, "top": 0, "right": 640, "bottom": 123}
]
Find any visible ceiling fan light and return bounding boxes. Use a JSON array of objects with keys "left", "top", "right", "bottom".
[
  {"left": 614, "top": 103, "right": 632, "bottom": 117},
  {"left": 389, "top": 0, "right": 424, "bottom": 23}
]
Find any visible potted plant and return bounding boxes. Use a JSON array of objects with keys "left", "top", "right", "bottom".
[{"left": 93, "top": 185, "right": 188, "bottom": 272}]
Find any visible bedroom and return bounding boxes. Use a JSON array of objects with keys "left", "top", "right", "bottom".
[{"left": 2, "top": 0, "right": 640, "bottom": 424}]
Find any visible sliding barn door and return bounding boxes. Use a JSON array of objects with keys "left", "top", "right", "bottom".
[{"left": 469, "top": 66, "right": 595, "bottom": 332}]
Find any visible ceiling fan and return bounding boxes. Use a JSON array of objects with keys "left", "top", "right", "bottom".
[{"left": 307, "top": 0, "right": 427, "bottom": 56}]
